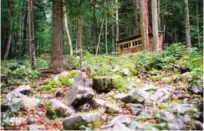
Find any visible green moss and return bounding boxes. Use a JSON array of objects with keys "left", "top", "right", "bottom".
[
  {"left": 92, "top": 120, "right": 102, "bottom": 129},
  {"left": 112, "top": 76, "right": 128, "bottom": 92},
  {"left": 152, "top": 75, "right": 163, "bottom": 82},
  {"left": 58, "top": 75, "right": 72, "bottom": 87},
  {"left": 67, "top": 70, "right": 80, "bottom": 79},
  {"left": 122, "top": 64, "right": 137, "bottom": 75}
]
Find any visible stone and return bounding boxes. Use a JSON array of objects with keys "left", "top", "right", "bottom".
[
  {"left": 29, "top": 124, "right": 44, "bottom": 131},
  {"left": 191, "top": 86, "right": 203, "bottom": 95},
  {"left": 50, "top": 99, "right": 75, "bottom": 117},
  {"left": 63, "top": 112, "right": 101, "bottom": 130},
  {"left": 93, "top": 98, "right": 122, "bottom": 113},
  {"left": 13, "top": 85, "right": 31, "bottom": 95},
  {"left": 112, "top": 123, "right": 132, "bottom": 131},
  {"left": 168, "top": 119, "right": 185, "bottom": 130},
  {"left": 108, "top": 115, "right": 131, "bottom": 127},
  {"left": 114, "top": 89, "right": 150, "bottom": 103},
  {"left": 149, "top": 88, "right": 172, "bottom": 103},
  {"left": 6, "top": 92, "right": 24, "bottom": 104},
  {"left": 21, "top": 95, "right": 40, "bottom": 109},
  {"left": 55, "top": 88, "right": 64, "bottom": 97},
  {"left": 179, "top": 114, "right": 191, "bottom": 124},
  {"left": 127, "top": 121, "right": 145, "bottom": 130},
  {"left": 4, "top": 117, "right": 27, "bottom": 126},
  {"left": 126, "top": 103, "right": 144, "bottom": 115},
  {"left": 120, "top": 68, "right": 131, "bottom": 76},
  {"left": 73, "top": 71, "right": 88, "bottom": 87},
  {"left": 192, "top": 120, "right": 203, "bottom": 130},
  {"left": 92, "top": 75, "right": 120, "bottom": 93},
  {"left": 65, "top": 85, "right": 95, "bottom": 108},
  {"left": 160, "top": 111, "right": 176, "bottom": 122},
  {"left": 168, "top": 104, "right": 197, "bottom": 114}
]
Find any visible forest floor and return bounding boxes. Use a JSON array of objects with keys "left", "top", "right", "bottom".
[{"left": 1, "top": 44, "right": 203, "bottom": 130}]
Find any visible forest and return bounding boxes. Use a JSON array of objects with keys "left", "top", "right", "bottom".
[{"left": 1, "top": 0, "right": 203, "bottom": 130}]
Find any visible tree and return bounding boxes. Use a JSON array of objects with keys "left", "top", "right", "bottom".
[
  {"left": 139, "top": 0, "right": 149, "bottom": 50},
  {"left": 4, "top": 0, "right": 14, "bottom": 60},
  {"left": 184, "top": 0, "right": 191, "bottom": 48},
  {"left": 104, "top": 0, "right": 108, "bottom": 54},
  {"left": 151, "top": 0, "right": 160, "bottom": 51},
  {"left": 28, "top": 0, "right": 37, "bottom": 68},
  {"left": 77, "top": 0, "right": 83, "bottom": 67},
  {"left": 64, "top": 0, "right": 73, "bottom": 56},
  {"left": 96, "top": 14, "right": 105, "bottom": 55},
  {"left": 115, "top": 0, "right": 119, "bottom": 48},
  {"left": 50, "top": 0, "right": 64, "bottom": 72}
]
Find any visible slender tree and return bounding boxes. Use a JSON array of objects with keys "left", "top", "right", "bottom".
[
  {"left": 50, "top": 0, "right": 64, "bottom": 72},
  {"left": 184, "top": 0, "right": 191, "bottom": 48},
  {"left": 151, "top": 0, "right": 160, "bottom": 51},
  {"left": 77, "top": 0, "right": 83, "bottom": 66},
  {"left": 104, "top": 2, "right": 108, "bottom": 54},
  {"left": 64, "top": 0, "right": 73, "bottom": 56},
  {"left": 115, "top": 0, "right": 119, "bottom": 50},
  {"left": 139, "top": 0, "right": 149, "bottom": 50},
  {"left": 96, "top": 14, "right": 105, "bottom": 55},
  {"left": 4, "top": 0, "right": 14, "bottom": 60}
]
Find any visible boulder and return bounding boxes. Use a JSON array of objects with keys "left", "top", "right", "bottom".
[
  {"left": 93, "top": 98, "right": 122, "bottom": 113},
  {"left": 13, "top": 85, "right": 31, "bottom": 95},
  {"left": 63, "top": 112, "right": 101, "bottom": 130},
  {"left": 108, "top": 115, "right": 131, "bottom": 127},
  {"left": 72, "top": 71, "right": 88, "bottom": 87},
  {"left": 168, "top": 104, "right": 197, "bottom": 114},
  {"left": 21, "top": 96, "right": 40, "bottom": 109},
  {"left": 50, "top": 99, "right": 75, "bottom": 117},
  {"left": 65, "top": 85, "right": 95, "bottom": 108},
  {"left": 120, "top": 68, "right": 131, "bottom": 76},
  {"left": 127, "top": 121, "right": 145, "bottom": 130},
  {"left": 149, "top": 88, "right": 172, "bottom": 103},
  {"left": 179, "top": 114, "right": 191, "bottom": 124},
  {"left": 192, "top": 120, "right": 203, "bottom": 130},
  {"left": 168, "top": 119, "right": 185, "bottom": 130},
  {"left": 112, "top": 123, "right": 132, "bottom": 131},
  {"left": 126, "top": 103, "right": 144, "bottom": 115},
  {"left": 4, "top": 117, "right": 27, "bottom": 126},
  {"left": 92, "top": 76, "right": 120, "bottom": 93},
  {"left": 160, "top": 111, "right": 176, "bottom": 122}
]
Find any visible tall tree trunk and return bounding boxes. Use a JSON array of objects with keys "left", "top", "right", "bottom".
[
  {"left": 157, "top": 0, "right": 161, "bottom": 30},
  {"left": 28, "top": 0, "right": 37, "bottom": 68},
  {"left": 68, "top": 0, "right": 73, "bottom": 36},
  {"left": 77, "top": 0, "right": 83, "bottom": 67},
  {"left": 64, "top": 0, "right": 73, "bottom": 56},
  {"left": 139, "top": 0, "right": 149, "bottom": 50},
  {"left": 104, "top": 10, "right": 108, "bottom": 54},
  {"left": 151, "top": 0, "right": 160, "bottom": 51},
  {"left": 115, "top": 0, "right": 119, "bottom": 50},
  {"left": 50, "top": 0, "right": 64, "bottom": 72},
  {"left": 4, "top": 0, "right": 14, "bottom": 60},
  {"left": 184, "top": 0, "right": 191, "bottom": 48},
  {"left": 196, "top": 2, "right": 200, "bottom": 45},
  {"left": 133, "top": 0, "right": 139, "bottom": 35},
  {"left": 92, "top": 5, "right": 97, "bottom": 53},
  {"left": 96, "top": 15, "right": 105, "bottom": 55},
  {"left": 112, "top": 17, "right": 115, "bottom": 52}
]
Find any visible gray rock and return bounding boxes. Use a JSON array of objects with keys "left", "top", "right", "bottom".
[
  {"left": 114, "top": 89, "right": 149, "bottom": 103},
  {"left": 65, "top": 85, "right": 95, "bottom": 107},
  {"left": 93, "top": 98, "right": 122, "bottom": 113},
  {"left": 21, "top": 95, "right": 41, "bottom": 109},
  {"left": 127, "top": 121, "right": 145, "bottom": 130},
  {"left": 50, "top": 99, "right": 75, "bottom": 117},
  {"left": 4, "top": 117, "right": 27, "bottom": 126},
  {"left": 179, "top": 114, "right": 191, "bottom": 124},
  {"left": 121, "top": 68, "right": 131, "bottom": 76},
  {"left": 63, "top": 112, "right": 101, "bottom": 130},
  {"left": 126, "top": 103, "right": 144, "bottom": 115},
  {"left": 149, "top": 88, "right": 172, "bottom": 103},
  {"left": 108, "top": 115, "right": 131, "bottom": 127},
  {"left": 160, "top": 111, "right": 176, "bottom": 122},
  {"left": 168, "top": 119, "right": 185, "bottom": 130},
  {"left": 168, "top": 104, "right": 197, "bottom": 114},
  {"left": 112, "top": 123, "right": 132, "bottom": 131},
  {"left": 192, "top": 120, "right": 203, "bottom": 130},
  {"left": 6, "top": 91, "right": 24, "bottom": 104},
  {"left": 13, "top": 85, "right": 31, "bottom": 95},
  {"left": 73, "top": 71, "right": 88, "bottom": 87},
  {"left": 55, "top": 88, "right": 64, "bottom": 97},
  {"left": 29, "top": 124, "right": 44, "bottom": 131}
]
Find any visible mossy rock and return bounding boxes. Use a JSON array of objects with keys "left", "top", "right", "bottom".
[
  {"left": 93, "top": 75, "right": 121, "bottom": 93},
  {"left": 152, "top": 75, "right": 163, "bottom": 82}
]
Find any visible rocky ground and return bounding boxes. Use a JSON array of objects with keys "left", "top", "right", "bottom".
[{"left": 1, "top": 68, "right": 203, "bottom": 130}]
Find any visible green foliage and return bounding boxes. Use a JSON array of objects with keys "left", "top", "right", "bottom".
[
  {"left": 66, "top": 56, "right": 80, "bottom": 70},
  {"left": 112, "top": 76, "right": 128, "bottom": 92},
  {"left": 151, "top": 75, "right": 163, "bottom": 82},
  {"left": 164, "top": 43, "right": 187, "bottom": 59},
  {"left": 46, "top": 104, "right": 58, "bottom": 119}
]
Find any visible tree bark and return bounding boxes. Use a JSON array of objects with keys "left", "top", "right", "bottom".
[
  {"left": 50, "top": 0, "right": 64, "bottom": 72},
  {"left": 96, "top": 15, "right": 105, "bottom": 55},
  {"left": 112, "top": 16, "right": 115, "bottom": 52},
  {"left": 133, "top": 0, "right": 139, "bottom": 35},
  {"left": 28, "top": 0, "right": 37, "bottom": 68},
  {"left": 157, "top": 0, "right": 161, "bottom": 30},
  {"left": 184, "top": 0, "right": 191, "bottom": 48},
  {"left": 151, "top": 0, "right": 160, "bottom": 51},
  {"left": 104, "top": 10, "right": 108, "bottom": 54},
  {"left": 196, "top": 1, "right": 200, "bottom": 45},
  {"left": 92, "top": 5, "right": 97, "bottom": 53},
  {"left": 64, "top": 0, "right": 73, "bottom": 56},
  {"left": 139, "top": 0, "right": 149, "bottom": 50},
  {"left": 77, "top": 0, "right": 83, "bottom": 67},
  {"left": 4, "top": 0, "right": 14, "bottom": 60},
  {"left": 115, "top": 0, "right": 119, "bottom": 50}
]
